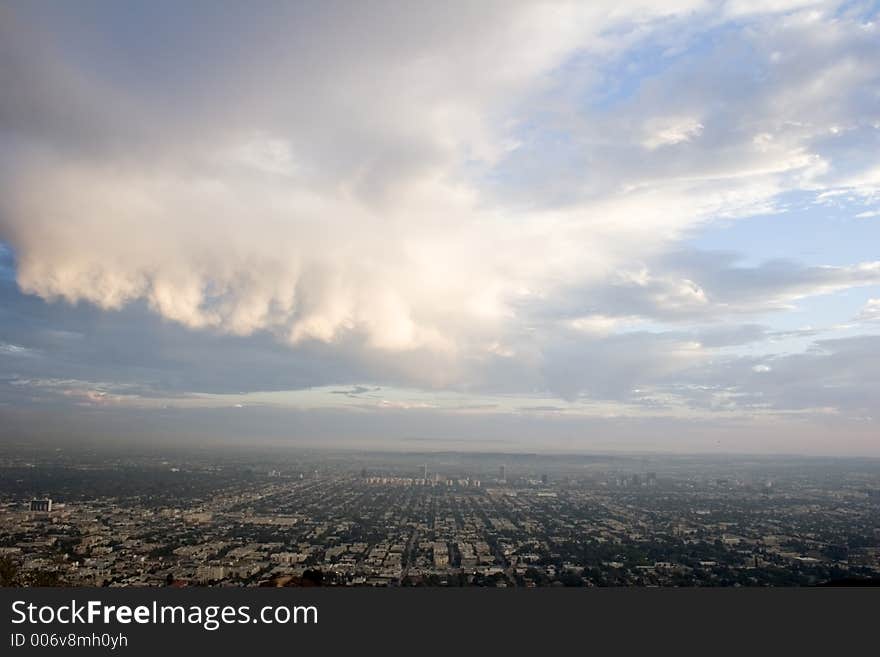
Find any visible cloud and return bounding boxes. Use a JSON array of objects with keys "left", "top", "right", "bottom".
[
  {"left": 855, "top": 298, "right": 880, "bottom": 322},
  {"left": 527, "top": 251, "right": 880, "bottom": 326},
  {"left": 0, "top": 342, "right": 35, "bottom": 357},
  {"left": 1, "top": 1, "right": 879, "bottom": 454},
  {"left": 642, "top": 333, "right": 880, "bottom": 417},
  {"left": 330, "top": 385, "right": 381, "bottom": 398},
  {"left": 642, "top": 117, "right": 704, "bottom": 149},
  {"left": 4, "top": 2, "right": 878, "bottom": 369}
]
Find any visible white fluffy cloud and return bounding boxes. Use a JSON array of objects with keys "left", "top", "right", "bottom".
[{"left": 1, "top": 0, "right": 879, "bottom": 398}]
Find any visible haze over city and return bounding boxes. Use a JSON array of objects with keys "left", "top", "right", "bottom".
[{"left": 2, "top": 1, "right": 880, "bottom": 455}]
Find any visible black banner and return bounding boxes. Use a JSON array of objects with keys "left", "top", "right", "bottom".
[{"left": 1, "top": 588, "right": 876, "bottom": 655}]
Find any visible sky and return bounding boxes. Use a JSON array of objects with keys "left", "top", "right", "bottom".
[{"left": 1, "top": 0, "right": 879, "bottom": 455}]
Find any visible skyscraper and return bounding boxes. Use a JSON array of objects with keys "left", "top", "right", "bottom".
[{"left": 499, "top": 465, "right": 506, "bottom": 482}]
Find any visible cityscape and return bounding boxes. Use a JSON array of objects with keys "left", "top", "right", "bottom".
[
  {"left": 2, "top": 446, "right": 878, "bottom": 587},
  {"left": 1, "top": 10, "right": 879, "bottom": 655}
]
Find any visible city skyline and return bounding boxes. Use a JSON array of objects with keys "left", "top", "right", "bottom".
[{"left": 2, "top": 1, "right": 880, "bottom": 455}]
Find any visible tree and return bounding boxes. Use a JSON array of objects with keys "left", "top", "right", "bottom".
[
  {"left": 29, "top": 570, "right": 63, "bottom": 587},
  {"left": 0, "top": 556, "right": 20, "bottom": 586}
]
